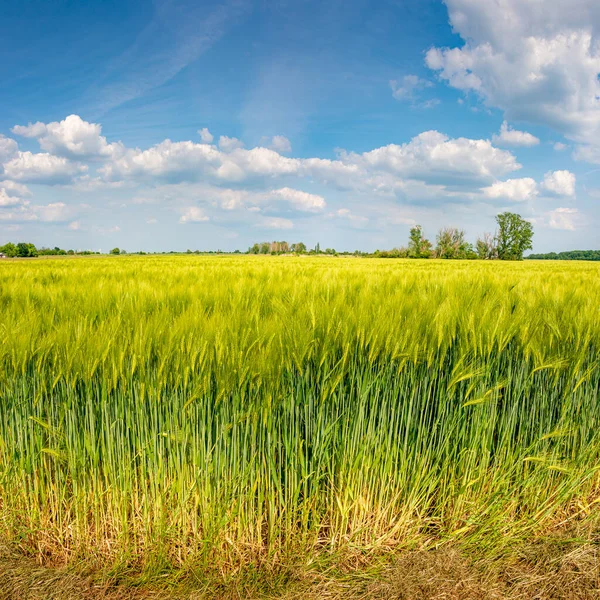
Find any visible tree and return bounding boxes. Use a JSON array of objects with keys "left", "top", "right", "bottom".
[
  {"left": 476, "top": 233, "right": 498, "bottom": 260},
  {"left": 495, "top": 212, "right": 533, "bottom": 260},
  {"left": 294, "top": 242, "right": 307, "bottom": 254},
  {"left": 0, "top": 242, "right": 17, "bottom": 257},
  {"left": 435, "top": 227, "right": 472, "bottom": 259},
  {"left": 408, "top": 225, "right": 433, "bottom": 258},
  {"left": 16, "top": 242, "right": 37, "bottom": 257},
  {"left": 110, "top": 247, "right": 121, "bottom": 255}
]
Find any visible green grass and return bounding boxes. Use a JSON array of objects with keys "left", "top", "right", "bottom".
[{"left": 0, "top": 255, "right": 599, "bottom": 589}]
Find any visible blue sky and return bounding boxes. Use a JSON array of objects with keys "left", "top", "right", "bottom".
[{"left": 0, "top": 0, "right": 599, "bottom": 252}]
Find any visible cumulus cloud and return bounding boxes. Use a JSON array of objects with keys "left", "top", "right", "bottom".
[
  {"left": 548, "top": 207, "right": 579, "bottom": 230},
  {"left": 266, "top": 135, "right": 292, "bottom": 153},
  {"left": 0, "top": 180, "right": 31, "bottom": 198},
  {"left": 12, "top": 115, "right": 123, "bottom": 160},
  {"left": 269, "top": 187, "right": 325, "bottom": 212},
  {"left": 198, "top": 128, "right": 214, "bottom": 144},
  {"left": 3, "top": 152, "right": 87, "bottom": 184},
  {"left": 426, "top": 0, "right": 600, "bottom": 146},
  {"left": 350, "top": 130, "right": 520, "bottom": 184},
  {"left": 101, "top": 129, "right": 522, "bottom": 196},
  {"left": 0, "top": 114, "right": 582, "bottom": 239},
  {"left": 554, "top": 142, "right": 568, "bottom": 151},
  {"left": 0, "top": 188, "right": 23, "bottom": 208},
  {"left": 482, "top": 177, "right": 538, "bottom": 201},
  {"left": 179, "top": 206, "right": 209, "bottom": 223},
  {"left": 218, "top": 136, "right": 244, "bottom": 152},
  {"left": 34, "top": 202, "right": 74, "bottom": 222},
  {"left": 492, "top": 122, "right": 540, "bottom": 147},
  {"left": 541, "top": 170, "right": 576, "bottom": 196},
  {"left": 0, "top": 200, "right": 75, "bottom": 223},
  {"left": 0, "top": 135, "right": 18, "bottom": 164}
]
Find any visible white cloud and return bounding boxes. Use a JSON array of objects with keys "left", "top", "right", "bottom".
[
  {"left": 3, "top": 152, "right": 87, "bottom": 184},
  {"left": 198, "top": 128, "right": 214, "bottom": 144},
  {"left": 100, "top": 140, "right": 225, "bottom": 181},
  {"left": 573, "top": 144, "right": 600, "bottom": 164},
  {"left": 0, "top": 188, "right": 24, "bottom": 208},
  {"left": 541, "top": 170, "right": 576, "bottom": 196},
  {"left": 492, "top": 122, "right": 540, "bottom": 147},
  {"left": 554, "top": 142, "right": 568, "bottom": 151},
  {"left": 0, "top": 180, "right": 31, "bottom": 198},
  {"left": 350, "top": 130, "right": 520, "bottom": 183},
  {"left": 11, "top": 122, "right": 46, "bottom": 138},
  {"left": 33, "top": 202, "right": 74, "bottom": 222},
  {"left": 267, "top": 135, "right": 292, "bottom": 153},
  {"left": 482, "top": 177, "right": 538, "bottom": 201},
  {"left": 426, "top": 0, "right": 600, "bottom": 145},
  {"left": 269, "top": 187, "right": 325, "bottom": 212},
  {"left": 68, "top": 220, "right": 81, "bottom": 231},
  {"left": 259, "top": 217, "right": 293, "bottom": 230},
  {"left": 390, "top": 75, "right": 433, "bottom": 101},
  {"left": 548, "top": 207, "right": 579, "bottom": 230},
  {"left": 0, "top": 201, "right": 75, "bottom": 223},
  {"left": 96, "top": 125, "right": 522, "bottom": 195},
  {"left": 12, "top": 115, "right": 123, "bottom": 160},
  {"left": 0, "top": 135, "right": 18, "bottom": 164},
  {"left": 2, "top": 114, "right": 582, "bottom": 239},
  {"left": 179, "top": 206, "right": 209, "bottom": 223},
  {"left": 218, "top": 136, "right": 244, "bottom": 152}
]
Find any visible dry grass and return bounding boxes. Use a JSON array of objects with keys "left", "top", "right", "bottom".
[{"left": 2, "top": 538, "right": 599, "bottom": 600}]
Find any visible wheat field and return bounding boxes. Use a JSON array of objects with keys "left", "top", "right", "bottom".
[{"left": 0, "top": 255, "right": 599, "bottom": 589}]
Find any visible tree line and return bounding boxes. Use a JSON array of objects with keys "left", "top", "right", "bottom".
[
  {"left": 526, "top": 250, "right": 600, "bottom": 261},
  {"left": 3, "top": 212, "right": 594, "bottom": 261},
  {"left": 246, "top": 212, "right": 535, "bottom": 261},
  {"left": 0, "top": 243, "right": 98, "bottom": 257},
  {"left": 375, "top": 212, "right": 534, "bottom": 260}
]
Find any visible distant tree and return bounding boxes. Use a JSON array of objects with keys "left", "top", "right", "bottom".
[
  {"left": 16, "top": 242, "right": 37, "bottom": 257},
  {"left": 110, "top": 247, "right": 121, "bottom": 255},
  {"left": 374, "top": 247, "right": 409, "bottom": 258},
  {"left": 526, "top": 250, "right": 600, "bottom": 261},
  {"left": 476, "top": 233, "right": 498, "bottom": 260},
  {"left": 294, "top": 242, "right": 307, "bottom": 254},
  {"left": 259, "top": 242, "right": 270, "bottom": 254},
  {"left": 435, "top": 227, "right": 472, "bottom": 259},
  {"left": 248, "top": 243, "right": 260, "bottom": 254},
  {"left": 408, "top": 225, "right": 433, "bottom": 258},
  {"left": 495, "top": 212, "right": 534, "bottom": 260},
  {"left": 315, "top": 242, "right": 321, "bottom": 254},
  {"left": 0, "top": 242, "right": 17, "bottom": 257}
]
